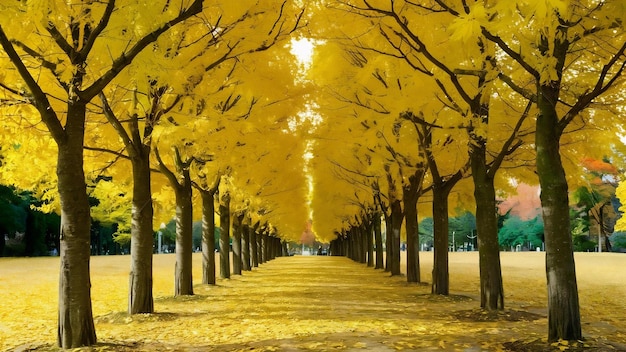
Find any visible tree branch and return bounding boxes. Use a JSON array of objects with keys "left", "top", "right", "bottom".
[
  {"left": 488, "top": 100, "right": 532, "bottom": 177},
  {"left": 481, "top": 29, "right": 540, "bottom": 78},
  {"left": 81, "top": 0, "right": 204, "bottom": 101},
  {"left": 0, "top": 25, "right": 66, "bottom": 144},
  {"left": 79, "top": 0, "right": 117, "bottom": 59},
  {"left": 98, "top": 92, "right": 136, "bottom": 158},
  {"left": 45, "top": 22, "right": 75, "bottom": 60},
  {"left": 560, "top": 41, "right": 626, "bottom": 130},
  {"left": 154, "top": 143, "right": 180, "bottom": 187}
]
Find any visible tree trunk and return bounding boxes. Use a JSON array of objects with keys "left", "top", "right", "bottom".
[
  {"left": 282, "top": 241, "right": 289, "bottom": 256},
  {"left": 232, "top": 212, "right": 243, "bottom": 275},
  {"left": 262, "top": 234, "right": 268, "bottom": 263},
  {"left": 360, "top": 224, "right": 368, "bottom": 264},
  {"left": 257, "top": 231, "right": 264, "bottom": 264},
  {"left": 373, "top": 213, "right": 383, "bottom": 269},
  {"left": 537, "top": 84, "right": 582, "bottom": 341},
  {"left": 384, "top": 214, "right": 392, "bottom": 272},
  {"left": 432, "top": 185, "right": 450, "bottom": 295},
  {"left": 219, "top": 191, "right": 231, "bottom": 279},
  {"left": 250, "top": 228, "right": 258, "bottom": 267},
  {"left": 174, "top": 169, "right": 193, "bottom": 296},
  {"left": 201, "top": 189, "right": 216, "bottom": 285},
  {"left": 471, "top": 143, "right": 504, "bottom": 310},
  {"left": 389, "top": 199, "right": 403, "bottom": 276},
  {"left": 366, "top": 218, "right": 374, "bottom": 267},
  {"left": 242, "top": 223, "right": 251, "bottom": 271},
  {"left": 404, "top": 195, "right": 420, "bottom": 283},
  {"left": 128, "top": 149, "right": 154, "bottom": 312},
  {"left": 57, "top": 103, "right": 97, "bottom": 348},
  {"left": 403, "top": 171, "right": 424, "bottom": 283},
  {"left": 356, "top": 227, "right": 363, "bottom": 262}
]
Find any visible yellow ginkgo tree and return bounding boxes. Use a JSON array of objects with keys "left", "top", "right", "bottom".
[
  {"left": 474, "top": 0, "right": 626, "bottom": 341},
  {"left": 0, "top": 1, "right": 204, "bottom": 347}
]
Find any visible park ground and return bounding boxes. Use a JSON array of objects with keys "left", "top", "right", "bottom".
[{"left": 0, "top": 251, "right": 625, "bottom": 351}]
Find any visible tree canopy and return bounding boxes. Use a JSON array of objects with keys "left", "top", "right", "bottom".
[{"left": 1, "top": 0, "right": 625, "bottom": 347}]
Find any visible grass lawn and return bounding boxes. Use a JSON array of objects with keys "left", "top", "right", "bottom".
[{"left": 1, "top": 251, "right": 624, "bottom": 351}]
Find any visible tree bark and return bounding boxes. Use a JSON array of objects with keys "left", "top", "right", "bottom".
[
  {"left": 128, "top": 149, "right": 154, "bottom": 312},
  {"left": 471, "top": 143, "right": 504, "bottom": 310},
  {"left": 250, "top": 227, "right": 259, "bottom": 267},
  {"left": 57, "top": 103, "right": 97, "bottom": 348},
  {"left": 373, "top": 213, "right": 384, "bottom": 269},
  {"left": 262, "top": 234, "right": 268, "bottom": 263},
  {"left": 174, "top": 169, "right": 194, "bottom": 296},
  {"left": 232, "top": 212, "right": 243, "bottom": 275},
  {"left": 384, "top": 214, "right": 392, "bottom": 272},
  {"left": 200, "top": 189, "right": 216, "bottom": 285},
  {"left": 537, "top": 83, "right": 582, "bottom": 341},
  {"left": 257, "top": 231, "right": 264, "bottom": 264},
  {"left": 431, "top": 184, "right": 451, "bottom": 295},
  {"left": 389, "top": 199, "right": 403, "bottom": 276},
  {"left": 359, "top": 224, "right": 368, "bottom": 264},
  {"left": 404, "top": 194, "right": 420, "bottom": 283},
  {"left": 282, "top": 240, "right": 289, "bottom": 256},
  {"left": 242, "top": 223, "right": 251, "bottom": 271},
  {"left": 366, "top": 217, "right": 374, "bottom": 267},
  {"left": 219, "top": 191, "right": 231, "bottom": 279}
]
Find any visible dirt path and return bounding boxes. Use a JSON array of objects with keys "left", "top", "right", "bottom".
[{"left": 2, "top": 253, "right": 625, "bottom": 351}]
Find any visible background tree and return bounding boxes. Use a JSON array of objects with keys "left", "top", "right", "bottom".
[{"left": 573, "top": 158, "right": 620, "bottom": 252}]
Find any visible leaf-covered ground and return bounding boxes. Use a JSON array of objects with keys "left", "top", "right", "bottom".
[{"left": 1, "top": 252, "right": 625, "bottom": 351}]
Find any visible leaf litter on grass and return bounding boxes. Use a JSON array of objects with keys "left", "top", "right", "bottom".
[{"left": 1, "top": 252, "right": 625, "bottom": 351}]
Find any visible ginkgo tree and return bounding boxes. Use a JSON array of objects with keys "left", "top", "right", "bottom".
[
  {"left": 85, "top": 0, "right": 305, "bottom": 301},
  {"left": 473, "top": 0, "right": 626, "bottom": 342},
  {"left": 307, "top": 27, "right": 475, "bottom": 293},
  {"left": 0, "top": 0, "right": 204, "bottom": 347},
  {"left": 326, "top": 0, "right": 540, "bottom": 310}
]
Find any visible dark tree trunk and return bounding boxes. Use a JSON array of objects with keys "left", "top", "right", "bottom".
[
  {"left": 282, "top": 241, "right": 288, "bottom": 256},
  {"left": 200, "top": 189, "right": 216, "bottom": 285},
  {"left": 404, "top": 194, "right": 420, "bottom": 283},
  {"left": 0, "top": 227, "right": 4, "bottom": 255},
  {"left": 219, "top": 192, "right": 231, "bottom": 279},
  {"left": 257, "top": 231, "right": 264, "bottom": 264},
  {"left": 232, "top": 212, "right": 243, "bottom": 275},
  {"left": 384, "top": 214, "right": 392, "bottom": 272},
  {"left": 353, "top": 227, "right": 362, "bottom": 262},
  {"left": 403, "top": 170, "right": 424, "bottom": 283},
  {"left": 471, "top": 143, "right": 504, "bottom": 310},
  {"left": 359, "top": 224, "right": 368, "bottom": 264},
  {"left": 366, "top": 218, "right": 374, "bottom": 267},
  {"left": 261, "top": 234, "right": 270, "bottom": 263},
  {"left": 250, "top": 228, "right": 258, "bottom": 267},
  {"left": 128, "top": 149, "right": 154, "bottom": 312},
  {"left": 346, "top": 230, "right": 353, "bottom": 260},
  {"left": 174, "top": 169, "right": 194, "bottom": 296},
  {"left": 373, "top": 213, "right": 383, "bottom": 269},
  {"left": 242, "top": 223, "right": 251, "bottom": 271},
  {"left": 537, "top": 83, "right": 581, "bottom": 341},
  {"left": 432, "top": 184, "right": 451, "bottom": 295},
  {"left": 389, "top": 199, "right": 403, "bottom": 276},
  {"left": 57, "top": 103, "right": 97, "bottom": 348}
]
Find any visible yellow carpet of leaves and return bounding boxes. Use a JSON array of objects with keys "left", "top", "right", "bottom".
[{"left": 0, "top": 252, "right": 625, "bottom": 351}]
